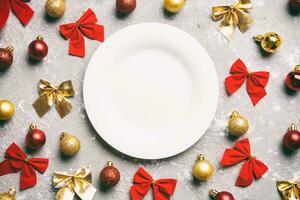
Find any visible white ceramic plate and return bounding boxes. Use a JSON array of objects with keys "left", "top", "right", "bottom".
[{"left": 83, "top": 23, "right": 218, "bottom": 159}]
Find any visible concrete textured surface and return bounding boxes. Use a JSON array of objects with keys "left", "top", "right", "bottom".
[{"left": 0, "top": 0, "right": 300, "bottom": 199}]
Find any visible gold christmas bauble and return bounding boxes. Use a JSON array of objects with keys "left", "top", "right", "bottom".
[
  {"left": 0, "top": 188, "right": 16, "bottom": 200},
  {"left": 228, "top": 111, "right": 249, "bottom": 137},
  {"left": 0, "top": 99, "right": 14, "bottom": 120},
  {"left": 254, "top": 32, "right": 282, "bottom": 53},
  {"left": 192, "top": 154, "right": 214, "bottom": 181},
  {"left": 45, "top": 0, "right": 66, "bottom": 18},
  {"left": 164, "top": 0, "right": 185, "bottom": 13},
  {"left": 60, "top": 132, "right": 80, "bottom": 156}
]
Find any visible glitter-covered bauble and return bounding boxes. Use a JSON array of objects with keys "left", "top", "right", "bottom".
[{"left": 60, "top": 132, "right": 81, "bottom": 156}]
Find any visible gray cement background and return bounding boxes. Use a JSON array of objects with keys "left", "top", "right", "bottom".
[{"left": 0, "top": 0, "right": 300, "bottom": 199}]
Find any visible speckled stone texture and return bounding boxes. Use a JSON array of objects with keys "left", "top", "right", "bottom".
[{"left": 0, "top": 0, "right": 299, "bottom": 199}]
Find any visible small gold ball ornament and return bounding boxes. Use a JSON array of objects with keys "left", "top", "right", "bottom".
[
  {"left": 0, "top": 99, "right": 14, "bottom": 120},
  {"left": 0, "top": 188, "right": 16, "bottom": 200},
  {"left": 228, "top": 111, "right": 249, "bottom": 137},
  {"left": 164, "top": 0, "right": 185, "bottom": 13},
  {"left": 192, "top": 154, "right": 214, "bottom": 181},
  {"left": 45, "top": 0, "right": 66, "bottom": 18},
  {"left": 254, "top": 32, "right": 282, "bottom": 53},
  {"left": 60, "top": 132, "right": 81, "bottom": 156}
]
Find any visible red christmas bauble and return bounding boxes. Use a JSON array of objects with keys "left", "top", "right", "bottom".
[
  {"left": 0, "top": 46, "right": 13, "bottom": 70},
  {"left": 215, "top": 192, "right": 235, "bottom": 200},
  {"left": 290, "top": 0, "right": 300, "bottom": 11},
  {"left": 26, "top": 124, "right": 46, "bottom": 150},
  {"left": 283, "top": 130, "right": 300, "bottom": 151},
  {"left": 99, "top": 161, "right": 120, "bottom": 188},
  {"left": 116, "top": 0, "right": 136, "bottom": 14},
  {"left": 28, "top": 36, "right": 48, "bottom": 61},
  {"left": 285, "top": 65, "right": 300, "bottom": 91}
]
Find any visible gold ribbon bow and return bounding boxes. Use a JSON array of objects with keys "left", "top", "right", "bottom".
[
  {"left": 212, "top": 0, "right": 253, "bottom": 39},
  {"left": 53, "top": 166, "right": 97, "bottom": 200},
  {"left": 33, "top": 79, "right": 75, "bottom": 118},
  {"left": 277, "top": 180, "right": 300, "bottom": 200}
]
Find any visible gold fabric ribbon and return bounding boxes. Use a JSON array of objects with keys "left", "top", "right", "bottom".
[
  {"left": 212, "top": 0, "right": 253, "bottom": 39},
  {"left": 277, "top": 180, "right": 300, "bottom": 200},
  {"left": 33, "top": 79, "right": 75, "bottom": 118},
  {"left": 53, "top": 166, "right": 97, "bottom": 200}
]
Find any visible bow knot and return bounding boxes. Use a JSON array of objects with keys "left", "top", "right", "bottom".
[
  {"left": 277, "top": 180, "right": 300, "bottom": 200},
  {"left": 212, "top": 0, "right": 253, "bottom": 39},
  {"left": 33, "top": 79, "right": 75, "bottom": 118},
  {"left": 53, "top": 166, "right": 96, "bottom": 200},
  {"left": 221, "top": 138, "right": 268, "bottom": 187},
  {"left": 225, "top": 59, "right": 270, "bottom": 106},
  {"left": 59, "top": 8, "right": 104, "bottom": 57},
  {"left": 0, "top": 0, "right": 34, "bottom": 29},
  {"left": 0, "top": 143, "right": 49, "bottom": 190}
]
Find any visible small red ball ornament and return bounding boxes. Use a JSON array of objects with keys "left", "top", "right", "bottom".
[
  {"left": 28, "top": 36, "right": 48, "bottom": 61},
  {"left": 285, "top": 65, "right": 300, "bottom": 91},
  {"left": 210, "top": 189, "right": 235, "bottom": 200},
  {"left": 116, "top": 0, "right": 136, "bottom": 14},
  {"left": 26, "top": 123, "right": 46, "bottom": 150},
  {"left": 99, "top": 161, "right": 120, "bottom": 188},
  {"left": 0, "top": 46, "right": 13, "bottom": 70},
  {"left": 283, "top": 123, "right": 300, "bottom": 151}
]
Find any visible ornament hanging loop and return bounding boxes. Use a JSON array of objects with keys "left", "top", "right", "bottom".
[
  {"left": 209, "top": 189, "right": 218, "bottom": 198},
  {"left": 294, "top": 65, "right": 300, "bottom": 72},
  {"left": 230, "top": 111, "right": 239, "bottom": 118},
  {"left": 288, "top": 123, "right": 297, "bottom": 131},
  {"left": 197, "top": 154, "right": 205, "bottom": 161}
]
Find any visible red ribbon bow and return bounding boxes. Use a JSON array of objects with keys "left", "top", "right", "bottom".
[
  {"left": 225, "top": 59, "right": 270, "bottom": 106},
  {"left": 220, "top": 138, "right": 268, "bottom": 187},
  {"left": 59, "top": 8, "right": 104, "bottom": 58},
  {"left": 130, "top": 167, "right": 177, "bottom": 200},
  {"left": 0, "top": 0, "right": 34, "bottom": 29},
  {"left": 0, "top": 143, "right": 49, "bottom": 190}
]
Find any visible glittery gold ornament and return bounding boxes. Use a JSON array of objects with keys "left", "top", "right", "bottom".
[
  {"left": 60, "top": 132, "right": 80, "bottom": 156},
  {"left": 45, "top": 0, "right": 66, "bottom": 18},
  {"left": 164, "top": 0, "right": 185, "bottom": 13},
  {"left": 228, "top": 111, "right": 249, "bottom": 137},
  {"left": 0, "top": 99, "right": 14, "bottom": 120},
  {"left": 254, "top": 32, "right": 282, "bottom": 53},
  {"left": 192, "top": 154, "right": 214, "bottom": 181},
  {"left": 0, "top": 188, "right": 16, "bottom": 200}
]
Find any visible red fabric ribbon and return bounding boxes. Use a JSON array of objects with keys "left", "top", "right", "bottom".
[
  {"left": 225, "top": 59, "right": 270, "bottom": 106},
  {"left": 0, "top": 143, "right": 49, "bottom": 190},
  {"left": 130, "top": 167, "right": 177, "bottom": 200},
  {"left": 0, "top": 0, "right": 34, "bottom": 29},
  {"left": 220, "top": 138, "right": 268, "bottom": 187},
  {"left": 59, "top": 8, "right": 104, "bottom": 58}
]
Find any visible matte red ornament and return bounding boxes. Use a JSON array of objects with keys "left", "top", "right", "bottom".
[
  {"left": 285, "top": 65, "right": 300, "bottom": 91},
  {"left": 99, "top": 161, "right": 120, "bottom": 188},
  {"left": 283, "top": 123, "right": 300, "bottom": 151},
  {"left": 0, "top": 46, "right": 13, "bottom": 70},
  {"left": 26, "top": 123, "right": 46, "bottom": 150},
  {"left": 210, "top": 189, "right": 235, "bottom": 200},
  {"left": 116, "top": 0, "right": 136, "bottom": 14},
  {"left": 28, "top": 36, "right": 48, "bottom": 60}
]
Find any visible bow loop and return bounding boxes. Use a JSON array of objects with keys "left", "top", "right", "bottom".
[
  {"left": 212, "top": 0, "right": 252, "bottom": 39},
  {"left": 0, "top": 143, "right": 49, "bottom": 190},
  {"left": 53, "top": 166, "right": 96, "bottom": 200},
  {"left": 277, "top": 180, "right": 300, "bottom": 200},
  {"left": 220, "top": 138, "right": 268, "bottom": 187},
  {"left": 130, "top": 167, "right": 177, "bottom": 200},
  {"left": 0, "top": 0, "right": 34, "bottom": 29},
  {"left": 225, "top": 59, "right": 270, "bottom": 106},
  {"left": 59, "top": 8, "right": 104, "bottom": 57},
  {"left": 33, "top": 79, "right": 74, "bottom": 118}
]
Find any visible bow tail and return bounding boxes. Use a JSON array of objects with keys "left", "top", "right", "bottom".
[
  {"left": 55, "top": 94, "right": 73, "bottom": 118},
  {"left": 0, "top": 0, "right": 10, "bottom": 29},
  {"left": 236, "top": 9, "right": 253, "bottom": 33},
  {"left": 154, "top": 179, "right": 177, "bottom": 200},
  {"left": 20, "top": 164, "right": 37, "bottom": 190},
  {"left": 246, "top": 77, "right": 267, "bottom": 106},
  {"left": 0, "top": 160, "right": 16, "bottom": 176},
  {"left": 10, "top": 0, "right": 34, "bottom": 26},
  {"left": 33, "top": 93, "right": 53, "bottom": 117},
  {"left": 69, "top": 29, "right": 85, "bottom": 57},
  {"left": 56, "top": 186, "right": 76, "bottom": 200},
  {"left": 74, "top": 182, "right": 97, "bottom": 200},
  {"left": 235, "top": 160, "right": 253, "bottom": 187},
  {"left": 252, "top": 159, "right": 268, "bottom": 179},
  {"left": 153, "top": 185, "right": 170, "bottom": 200},
  {"left": 130, "top": 184, "right": 151, "bottom": 200},
  {"left": 219, "top": 11, "right": 238, "bottom": 39}
]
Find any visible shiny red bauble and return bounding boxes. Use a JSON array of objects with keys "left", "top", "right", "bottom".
[
  {"left": 283, "top": 129, "right": 300, "bottom": 151},
  {"left": 0, "top": 46, "right": 13, "bottom": 70},
  {"left": 215, "top": 191, "right": 235, "bottom": 200},
  {"left": 116, "top": 0, "right": 136, "bottom": 14},
  {"left": 28, "top": 36, "right": 48, "bottom": 61},
  {"left": 285, "top": 65, "right": 300, "bottom": 91},
  {"left": 99, "top": 161, "right": 120, "bottom": 188},
  {"left": 26, "top": 123, "right": 46, "bottom": 150}
]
